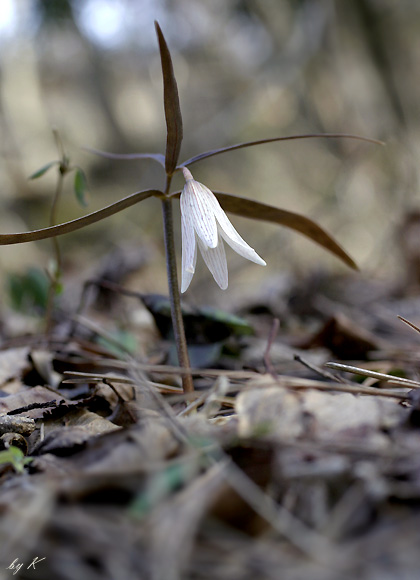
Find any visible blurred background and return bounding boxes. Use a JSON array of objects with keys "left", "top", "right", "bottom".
[{"left": 0, "top": 0, "right": 419, "bottom": 322}]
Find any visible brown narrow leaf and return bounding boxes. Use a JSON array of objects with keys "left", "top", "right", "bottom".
[
  {"left": 215, "top": 192, "right": 357, "bottom": 270},
  {"left": 170, "top": 188, "right": 356, "bottom": 269},
  {"left": 84, "top": 147, "right": 166, "bottom": 167},
  {"left": 179, "top": 133, "right": 384, "bottom": 168},
  {"left": 155, "top": 21, "right": 183, "bottom": 175},
  {"left": 0, "top": 189, "right": 161, "bottom": 245}
]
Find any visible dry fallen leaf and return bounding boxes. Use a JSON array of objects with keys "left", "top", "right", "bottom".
[
  {"left": 236, "top": 381, "right": 406, "bottom": 447},
  {"left": 35, "top": 409, "right": 120, "bottom": 456},
  {"left": 0, "top": 347, "right": 31, "bottom": 385},
  {"left": 30, "top": 350, "right": 63, "bottom": 389},
  {"left": 0, "top": 385, "right": 64, "bottom": 419}
]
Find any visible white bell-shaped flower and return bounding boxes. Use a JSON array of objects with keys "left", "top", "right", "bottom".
[{"left": 180, "top": 167, "right": 266, "bottom": 292}]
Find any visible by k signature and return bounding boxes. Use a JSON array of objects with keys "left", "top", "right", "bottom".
[{"left": 6, "top": 557, "right": 46, "bottom": 575}]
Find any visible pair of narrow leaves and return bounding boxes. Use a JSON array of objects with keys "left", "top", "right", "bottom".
[
  {"left": 0, "top": 22, "right": 382, "bottom": 269},
  {"left": 0, "top": 185, "right": 357, "bottom": 269}
]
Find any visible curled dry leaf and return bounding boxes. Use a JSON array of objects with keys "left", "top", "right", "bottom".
[
  {"left": 0, "top": 433, "right": 29, "bottom": 454},
  {"left": 30, "top": 350, "right": 63, "bottom": 389}
]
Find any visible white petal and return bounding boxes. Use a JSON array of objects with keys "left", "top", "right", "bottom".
[
  {"left": 197, "top": 236, "right": 228, "bottom": 290},
  {"left": 181, "top": 197, "right": 198, "bottom": 293},
  {"left": 206, "top": 194, "right": 266, "bottom": 266},
  {"left": 219, "top": 227, "right": 266, "bottom": 266},
  {"left": 181, "top": 248, "right": 196, "bottom": 292},
  {"left": 182, "top": 181, "right": 218, "bottom": 249}
]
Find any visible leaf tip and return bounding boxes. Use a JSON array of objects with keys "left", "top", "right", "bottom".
[
  {"left": 346, "top": 255, "right": 359, "bottom": 271},
  {"left": 154, "top": 20, "right": 162, "bottom": 38}
]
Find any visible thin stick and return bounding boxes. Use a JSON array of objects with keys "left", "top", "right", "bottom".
[
  {"left": 398, "top": 315, "right": 420, "bottom": 334},
  {"left": 294, "top": 354, "right": 350, "bottom": 384},
  {"left": 263, "top": 317, "right": 280, "bottom": 378},
  {"left": 325, "top": 362, "right": 420, "bottom": 388}
]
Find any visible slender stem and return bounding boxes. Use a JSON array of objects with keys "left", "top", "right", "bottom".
[
  {"left": 45, "top": 172, "right": 64, "bottom": 334},
  {"left": 161, "top": 176, "right": 194, "bottom": 394},
  {"left": 50, "top": 173, "right": 64, "bottom": 268}
]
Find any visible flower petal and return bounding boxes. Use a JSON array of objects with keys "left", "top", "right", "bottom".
[
  {"left": 219, "top": 227, "right": 266, "bottom": 266},
  {"left": 182, "top": 181, "right": 218, "bottom": 249},
  {"left": 197, "top": 236, "right": 228, "bottom": 290},
  {"left": 206, "top": 194, "right": 266, "bottom": 265},
  {"left": 181, "top": 198, "right": 197, "bottom": 293}
]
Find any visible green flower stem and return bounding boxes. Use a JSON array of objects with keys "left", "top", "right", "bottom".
[
  {"left": 161, "top": 177, "right": 194, "bottom": 395},
  {"left": 45, "top": 172, "right": 64, "bottom": 334}
]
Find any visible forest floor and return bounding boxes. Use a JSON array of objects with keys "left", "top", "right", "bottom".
[{"left": 1, "top": 267, "right": 420, "bottom": 580}]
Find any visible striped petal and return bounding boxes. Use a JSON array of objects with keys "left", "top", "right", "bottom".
[
  {"left": 181, "top": 181, "right": 218, "bottom": 249},
  {"left": 181, "top": 197, "right": 197, "bottom": 293},
  {"left": 208, "top": 195, "right": 266, "bottom": 265},
  {"left": 197, "top": 236, "right": 228, "bottom": 290},
  {"left": 180, "top": 168, "right": 266, "bottom": 292}
]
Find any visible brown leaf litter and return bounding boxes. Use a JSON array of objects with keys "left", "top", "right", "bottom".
[{"left": 1, "top": 280, "right": 420, "bottom": 580}]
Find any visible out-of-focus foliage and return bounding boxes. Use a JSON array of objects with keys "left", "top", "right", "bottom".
[
  {"left": 0, "top": 0, "right": 418, "bottom": 306},
  {"left": 35, "top": 0, "right": 73, "bottom": 24},
  {"left": 0, "top": 446, "right": 32, "bottom": 474},
  {"left": 7, "top": 266, "right": 49, "bottom": 313}
]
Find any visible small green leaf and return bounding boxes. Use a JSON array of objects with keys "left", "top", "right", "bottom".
[
  {"left": 74, "top": 168, "right": 89, "bottom": 207},
  {"left": 29, "top": 161, "right": 59, "bottom": 179},
  {"left": 0, "top": 446, "right": 32, "bottom": 474}
]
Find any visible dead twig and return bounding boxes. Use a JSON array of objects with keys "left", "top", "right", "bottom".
[
  {"left": 263, "top": 318, "right": 280, "bottom": 378},
  {"left": 294, "top": 354, "right": 351, "bottom": 384},
  {"left": 325, "top": 362, "right": 420, "bottom": 389}
]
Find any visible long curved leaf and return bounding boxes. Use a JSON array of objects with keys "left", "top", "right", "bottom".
[
  {"left": 85, "top": 147, "right": 166, "bottom": 168},
  {"left": 155, "top": 21, "right": 183, "bottom": 174},
  {"left": 0, "top": 189, "right": 161, "bottom": 245},
  {"left": 213, "top": 191, "right": 357, "bottom": 269},
  {"left": 179, "top": 133, "right": 384, "bottom": 168},
  {"left": 171, "top": 189, "right": 356, "bottom": 268}
]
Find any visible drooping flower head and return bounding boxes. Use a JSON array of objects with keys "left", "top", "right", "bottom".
[{"left": 180, "top": 167, "right": 266, "bottom": 292}]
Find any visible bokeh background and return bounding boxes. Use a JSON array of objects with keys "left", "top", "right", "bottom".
[{"left": 0, "top": 0, "right": 419, "bottom": 317}]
